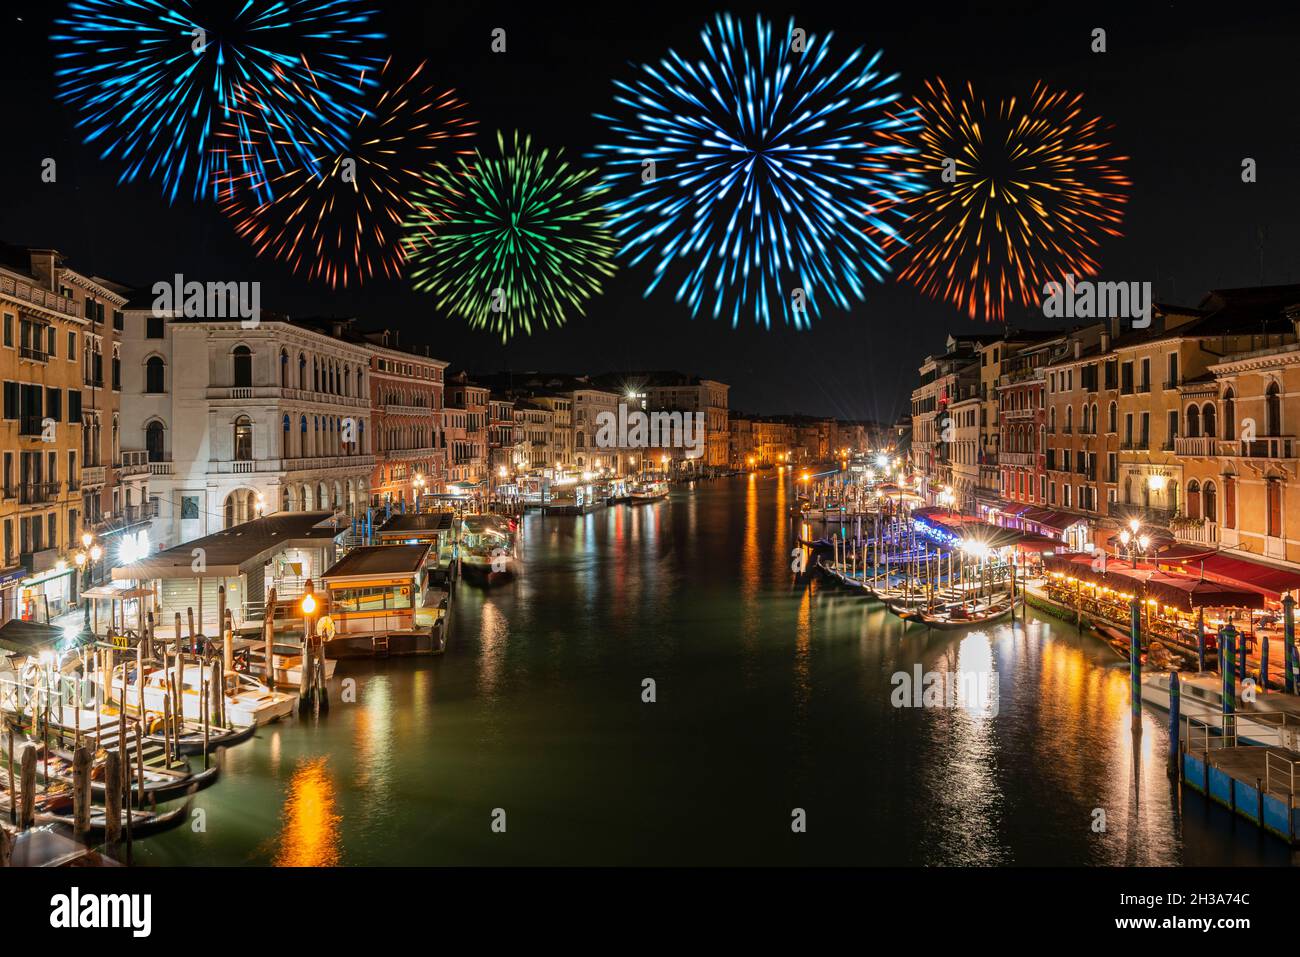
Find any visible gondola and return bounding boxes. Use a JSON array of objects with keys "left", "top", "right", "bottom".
[
  {"left": 143, "top": 720, "right": 257, "bottom": 755},
  {"left": 28, "top": 737, "right": 221, "bottom": 801},
  {"left": 909, "top": 597, "right": 1020, "bottom": 630},
  {"left": 0, "top": 778, "right": 192, "bottom": 840}
]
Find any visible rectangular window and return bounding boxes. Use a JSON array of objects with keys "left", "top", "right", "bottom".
[
  {"left": 45, "top": 387, "right": 62, "bottom": 422},
  {"left": 2, "top": 381, "right": 17, "bottom": 420},
  {"left": 181, "top": 496, "right": 199, "bottom": 520},
  {"left": 67, "top": 331, "right": 76, "bottom": 361},
  {"left": 46, "top": 326, "right": 56, "bottom": 358},
  {"left": 67, "top": 389, "right": 81, "bottom": 423},
  {"left": 1167, "top": 353, "right": 1179, "bottom": 388},
  {"left": 146, "top": 315, "right": 165, "bottom": 339}
]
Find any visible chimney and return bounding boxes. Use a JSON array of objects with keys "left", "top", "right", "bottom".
[
  {"left": 1100, "top": 329, "right": 1110, "bottom": 353},
  {"left": 1073, "top": 340, "right": 1081, "bottom": 360}
]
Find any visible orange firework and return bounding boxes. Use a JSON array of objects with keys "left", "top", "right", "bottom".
[
  {"left": 218, "top": 58, "right": 476, "bottom": 289},
  {"left": 882, "top": 78, "right": 1131, "bottom": 322}
]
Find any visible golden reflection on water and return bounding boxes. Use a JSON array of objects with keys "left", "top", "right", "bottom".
[{"left": 274, "top": 756, "right": 342, "bottom": 867}]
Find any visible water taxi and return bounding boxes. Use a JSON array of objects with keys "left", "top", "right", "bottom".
[
  {"left": 459, "top": 514, "right": 518, "bottom": 585},
  {"left": 629, "top": 480, "right": 669, "bottom": 503},
  {"left": 318, "top": 543, "right": 451, "bottom": 656}
]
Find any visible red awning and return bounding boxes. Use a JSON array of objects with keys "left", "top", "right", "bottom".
[
  {"left": 1044, "top": 553, "right": 1264, "bottom": 611},
  {"left": 1021, "top": 508, "right": 1087, "bottom": 533},
  {"left": 1185, "top": 553, "right": 1300, "bottom": 601}
]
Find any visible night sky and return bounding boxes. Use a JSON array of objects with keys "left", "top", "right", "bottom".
[{"left": 1, "top": 0, "right": 1297, "bottom": 422}]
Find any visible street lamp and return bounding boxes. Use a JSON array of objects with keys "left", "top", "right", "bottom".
[
  {"left": 413, "top": 473, "right": 426, "bottom": 513},
  {"left": 73, "top": 531, "right": 102, "bottom": 631}
]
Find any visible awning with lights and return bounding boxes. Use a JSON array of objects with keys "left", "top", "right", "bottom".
[{"left": 1044, "top": 553, "right": 1264, "bottom": 611}]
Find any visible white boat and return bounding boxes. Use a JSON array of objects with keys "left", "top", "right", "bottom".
[
  {"left": 111, "top": 662, "right": 297, "bottom": 728},
  {"left": 1140, "top": 671, "right": 1300, "bottom": 749},
  {"left": 629, "top": 481, "right": 669, "bottom": 503},
  {"left": 231, "top": 638, "right": 338, "bottom": 687},
  {"left": 459, "top": 514, "right": 518, "bottom": 584}
]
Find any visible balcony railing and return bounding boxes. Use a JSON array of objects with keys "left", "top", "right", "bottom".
[
  {"left": 118, "top": 450, "right": 151, "bottom": 476},
  {"left": 0, "top": 275, "right": 79, "bottom": 317},
  {"left": 1107, "top": 501, "right": 1173, "bottom": 526},
  {"left": 1000, "top": 451, "right": 1036, "bottom": 467},
  {"left": 81, "top": 466, "right": 107, "bottom": 487},
  {"left": 1218, "top": 436, "right": 1297, "bottom": 460},
  {"left": 18, "top": 481, "right": 61, "bottom": 505},
  {"left": 18, "top": 345, "right": 48, "bottom": 363},
  {"left": 1174, "top": 520, "right": 1218, "bottom": 546},
  {"left": 1173, "top": 436, "right": 1217, "bottom": 457}
]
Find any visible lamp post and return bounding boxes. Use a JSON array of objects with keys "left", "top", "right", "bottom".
[
  {"left": 1118, "top": 523, "right": 1152, "bottom": 650},
  {"left": 413, "top": 473, "right": 426, "bottom": 514},
  {"left": 73, "top": 532, "right": 102, "bottom": 633}
]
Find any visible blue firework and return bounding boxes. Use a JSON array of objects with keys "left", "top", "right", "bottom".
[
  {"left": 591, "top": 13, "right": 924, "bottom": 329},
  {"left": 51, "top": 0, "right": 385, "bottom": 204}
]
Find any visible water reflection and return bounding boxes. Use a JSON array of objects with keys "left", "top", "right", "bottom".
[
  {"left": 274, "top": 757, "right": 342, "bottom": 867},
  {"left": 137, "top": 478, "right": 1286, "bottom": 866}
]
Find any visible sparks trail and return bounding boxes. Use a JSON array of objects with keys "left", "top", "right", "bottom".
[
  {"left": 590, "top": 12, "right": 924, "bottom": 330},
  {"left": 881, "top": 77, "right": 1132, "bottom": 322},
  {"left": 218, "top": 57, "right": 477, "bottom": 290},
  {"left": 401, "top": 130, "right": 618, "bottom": 343},
  {"left": 51, "top": 0, "right": 386, "bottom": 204}
]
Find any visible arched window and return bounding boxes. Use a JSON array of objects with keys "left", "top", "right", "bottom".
[
  {"left": 299, "top": 354, "right": 307, "bottom": 389},
  {"left": 1223, "top": 388, "right": 1235, "bottom": 441},
  {"left": 233, "top": 345, "right": 252, "bottom": 387},
  {"left": 1202, "top": 402, "right": 1217, "bottom": 437},
  {"left": 1186, "top": 480, "right": 1201, "bottom": 520},
  {"left": 1186, "top": 404, "right": 1200, "bottom": 438},
  {"left": 280, "top": 349, "right": 289, "bottom": 387},
  {"left": 1203, "top": 481, "right": 1218, "bottom": 524},
  {"left": 1108, "top": 401, "right": 1117, "bottom": 433},
  {"left": 233, "top": 415, "right": 253, "bottom": 461},
  {"left": 145, "top": 420, "right": 165, "bottom": 462},
  {"left": 1266, "top": 381, "right": 1282, "bottom": 436},
  {"left": 1090, "top": 403, "right": 1098, "bottom": 434},
  {"left": 145, "top": 355, "right": 165, "bottom": 393},
  {"left": 1224, "top": 474, "right": 1237, "bottom": 529}
]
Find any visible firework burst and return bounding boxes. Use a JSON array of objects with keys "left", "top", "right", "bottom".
[
  {"left": 51, "top": 0, "right": 385, "bottom": 203},
  {"left": 882, "top": 77, "right": 1132, "bottom": 322},
  {"left": 402, "top": 131, "right": 618, "bottom": 342},
  {"left": 219, "top": 58, "right": 477, "bottom": 289},
  {"left": 590, "top": 13, "right": 923, "bottom": 330}
]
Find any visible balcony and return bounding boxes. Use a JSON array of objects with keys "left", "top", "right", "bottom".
[
  {"left": 1000, "top": 451, "right": 1036, "bottom": 467},
  {"left": 1107, "top": 500, "right": 1173, "bottom": 526},
  {"left": 18, "top": 344, "right": 48, "bottom": 363},
  {"left": 0, "top": 275, "right": 79, "bottom": 318},
  {"left": 81, "top": 466, "right": 107, "bottom": 487},
  {"left": 118, "top": 450, "right": 151, "bottom": 476},
  {"left": 1173, "top": 436, "right": 1216, "bottom": 457},
  {"left": 209, "top": 454, "right": 379, "bottom": 476},
  {"left": 1174, "top": 520, "right": 1218, "bottom": 547},
  {"left": 18, "top": 481, "right": 61, "bottom": 505},
  {"left": 1218, "top": 436, "right": 1298, "bottom": 460}
]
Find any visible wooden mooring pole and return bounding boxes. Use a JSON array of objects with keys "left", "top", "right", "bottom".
[{"left": 72, "top": 746, "right": 91, "bottom": 843}]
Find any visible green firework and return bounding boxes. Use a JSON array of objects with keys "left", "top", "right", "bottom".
[{"left": 403, "top": 131, "right": 619, "bottom": 341}]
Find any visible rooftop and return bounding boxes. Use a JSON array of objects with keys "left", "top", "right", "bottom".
[{"left": 322, "top": 544, "right": 430, "bottom": 580}]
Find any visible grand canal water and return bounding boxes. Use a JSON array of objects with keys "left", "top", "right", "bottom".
[{"left": 137, "top": 475, "right": 1291, "bottom": 865}]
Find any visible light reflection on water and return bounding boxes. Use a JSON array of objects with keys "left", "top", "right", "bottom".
[
  {"left": 273, "top": 757, "right": 341, "bottom": 867},
  {"left": 135, "top": 476, "right": 1292, "bottom": 866}
]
